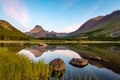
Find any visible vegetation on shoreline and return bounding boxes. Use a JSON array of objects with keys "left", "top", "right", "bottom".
[
  {"left": 0, "top": 43, "right": 119, "bottom": 79},
  {"left": 0, "top": 20, "right": 35, "bottom": 41},
  {"left": 38, "top": 35, "right": 120, "bottom": 41},
  {"left": 0, "top": 47, "right": 49, "bottom": 80}
]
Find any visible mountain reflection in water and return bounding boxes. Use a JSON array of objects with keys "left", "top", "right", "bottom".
[
  {"left": 19, "top": 45, "right": 81, "bottom": 62},
  {"left": 18, "top": 44, "right": 120, "bottom": 80}
]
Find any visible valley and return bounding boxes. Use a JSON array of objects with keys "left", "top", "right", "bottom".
[{"left": 1, "top": 10, "right": 120, "bottom": 41}]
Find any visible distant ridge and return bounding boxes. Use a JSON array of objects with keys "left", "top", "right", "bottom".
[
  {"left": 25, "top": 25, "right": 47, "bottom": 38},
  {"left": 1, "top": 10, "right": 120, "bottom": 40},
  {"left": 67, "top": 10, "right": 120, "bottom": 40},
  {"left": 25, "top": 25, "right": 68, "bottom": 38}
]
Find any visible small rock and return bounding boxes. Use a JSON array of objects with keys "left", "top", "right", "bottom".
[
  {"left": 50, "top": 58, "right": 66, "bottom": 71},
  {"left": 89, "top": 55, "right": 102, "bottom": 60},
  {"left": 39, "top": 43, "right": 48, "bottom": 47},
  {"left": 70, "top": 58, "right": 88, "bottom": 67}
]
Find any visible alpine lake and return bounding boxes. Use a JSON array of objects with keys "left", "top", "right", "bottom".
[{"left": 0, "top": 42, "right": 120, "bottom": 80}]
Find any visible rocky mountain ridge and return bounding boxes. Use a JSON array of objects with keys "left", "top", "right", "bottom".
[
  {"left": 67, "top": 10, "right": 120, "bottom": 39},
  {"left": 25, "top": 25, "right": 68, "bottom": 38}
]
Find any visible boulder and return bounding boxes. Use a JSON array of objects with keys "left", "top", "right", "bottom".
[
  {"left": 70, "top": 58, "right": 88, "bottom": 67},
  {"left": 51, "top": 70, "right": 65, "bottom": 78},
  {"left": 89, "top": 55, "right": 102, "bottom": 60},
  {"left": 50, "top": 58, "right": 66, "bottom": 71}
]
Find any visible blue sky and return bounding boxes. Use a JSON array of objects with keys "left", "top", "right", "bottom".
[{"left": 0, "top": 0, "right": 120, "bottom": 33}]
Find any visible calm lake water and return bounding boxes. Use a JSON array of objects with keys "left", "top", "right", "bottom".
[{"left": 1, "top": 43, "right": 120, "bottom": 80}]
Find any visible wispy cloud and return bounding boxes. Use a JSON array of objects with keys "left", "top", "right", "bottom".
[
  {"left": 56, "top": 23, "right": 83, "bottom": 33},
  {"left": 63, "top": 0, "right": 79, "bottom": 10},
  {"left": 85, "top": 0, "right": 103, "bottom": 18},
  {"left": 0, "top": 0, "right": 29, "bottom": 27}
]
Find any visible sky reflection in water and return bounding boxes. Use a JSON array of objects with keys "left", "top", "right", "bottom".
[{"left": 18, "top": 44, "right": 120, "bottom": 80}]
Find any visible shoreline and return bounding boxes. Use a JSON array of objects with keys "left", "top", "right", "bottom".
[{"left": 0, "top": 40, "right": 120, "bottom": 44}]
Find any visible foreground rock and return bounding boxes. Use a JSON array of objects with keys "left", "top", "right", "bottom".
[
  {"left": 70, "top": 58, "right": 88, "bottom": 68},
  {"left": 39, "top": 43, "right": 48, "bottom": 47},
  {"left": 89, "top": 55, "right": 102, "bottom": 60},
  {"left": 50, "top": 58, "right": 66, "bottom": 71},
  {"left": 51, "top": 70, "right": 65, "bottom": 78}
]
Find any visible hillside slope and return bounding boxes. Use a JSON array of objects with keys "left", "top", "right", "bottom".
[
  {"left": 68, "top": 10, "right": 120, "bottom": 40},
  {"left": 0, "top": 20, "right": 31, "bottom": 40}
]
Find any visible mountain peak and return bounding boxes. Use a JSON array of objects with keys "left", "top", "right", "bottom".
[
  {"left": 30, "top": 25, "right": 45, "bottom": 33},
  {"left": 111, "top": 10, "right": 120, "bottom": 15},
  {"left": 67, "top": 10, "right": 120, "bottom": 38},
  {"left": 0, "top": 20, "right": 14, "bottom": 30},
  {"left": 26, "top": 24, "right": 68, "bottom": 38},
  {"left": 35, "top": 25, "right": 42, "bottom": 29}
]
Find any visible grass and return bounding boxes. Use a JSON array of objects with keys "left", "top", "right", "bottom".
[
  {"left": 0, "top": 43, "right": 119, "bottom": 80},
  {"left": 0, "top": 47, "right": 50, "bottom": 80}
]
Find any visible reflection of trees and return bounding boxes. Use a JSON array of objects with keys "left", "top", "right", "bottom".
[
  {"left": 67, "top": 44, "right": 120, "bottom": 74},
  {"left": 0, "top": 43, "right": 29, "bottom": 53},
  {"left": 23, "top": 44, "right": 120, "bottom": 74},
  {"left": 111, "top": 46, "right": 120, "bottom": 54},
  {"left": 47, "top": 45, "right": 69, "bottom": 51}
]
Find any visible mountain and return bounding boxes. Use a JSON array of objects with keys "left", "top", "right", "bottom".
[
  {"left": 25, "top": 25, "right": 47, "bottom": 38},
  {"left": 46, "top": 31, "right": 68, "bottom": 38},
  {"left": 0, "top": 20, "right": 31, "bottom": 40},
  {"left": 26, "top": 25, "right": 68, "bottom": 38},
  {"left": 68, "top": 10, "right": 120, "bottom": 40}
]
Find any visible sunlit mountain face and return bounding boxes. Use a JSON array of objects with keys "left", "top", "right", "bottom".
[{"left": 0, "top": 20, "right": 31, "bottom": 40}]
